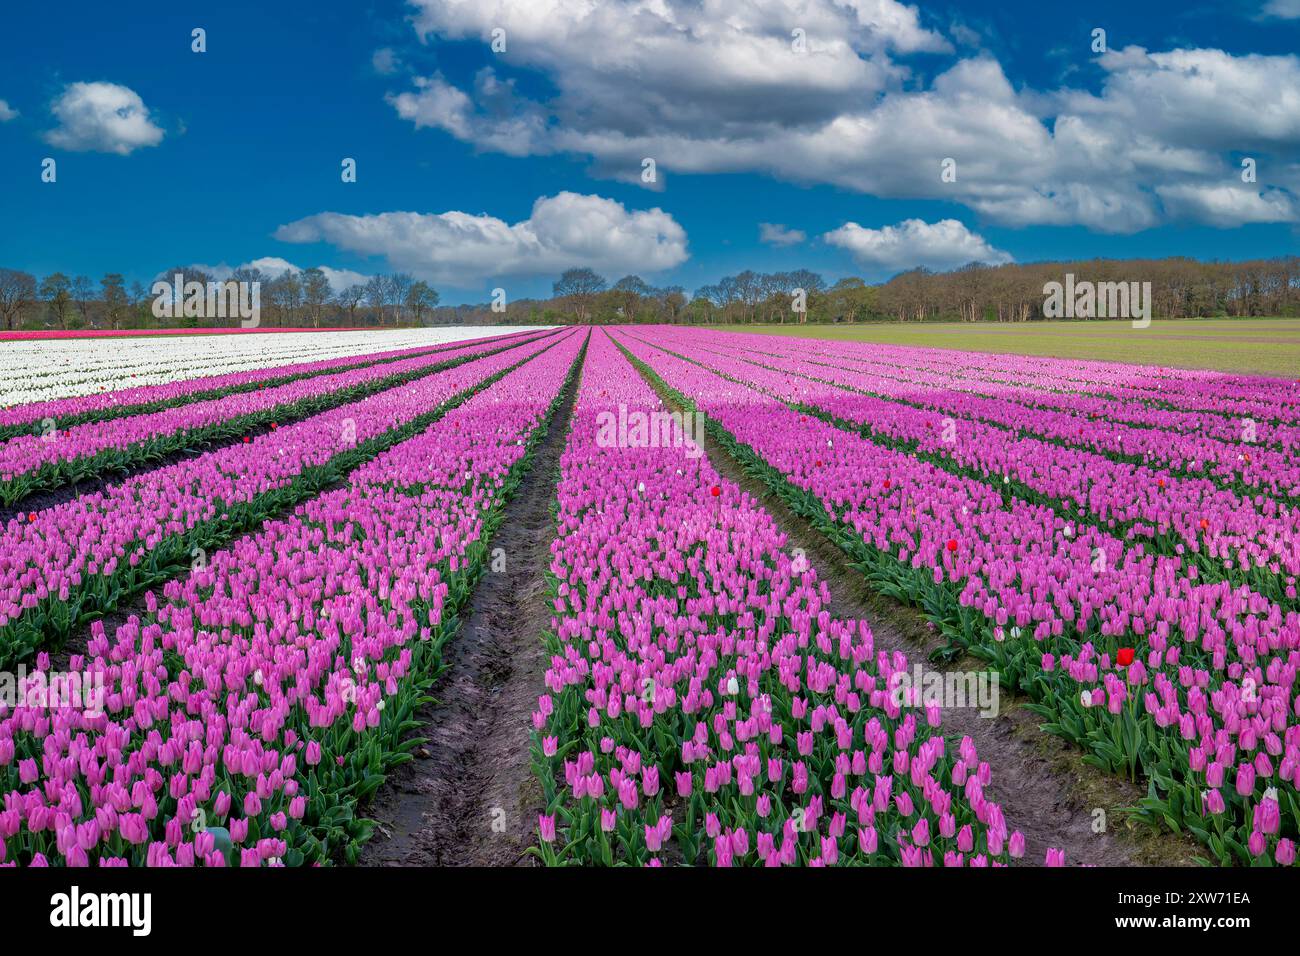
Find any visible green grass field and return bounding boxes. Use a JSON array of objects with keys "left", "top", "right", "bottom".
[{"left": 708, "top": 318, "right": 1300, "bottom": 378}]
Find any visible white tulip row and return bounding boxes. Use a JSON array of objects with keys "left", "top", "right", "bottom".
[{"left": 0, "top": 328, "right": 550, "bottom": 409}]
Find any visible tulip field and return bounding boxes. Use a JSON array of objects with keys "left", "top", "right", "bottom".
[{"left": 0, "top": 325, "right": 1296, "bottom": 869}]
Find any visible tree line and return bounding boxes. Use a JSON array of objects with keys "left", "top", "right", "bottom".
[
  {"left": 0, "top": 266, "right": 441, "bottom": 331},
  {"left": 2, "top": 255, "right": 1297, "bottom": 332},
  {"left": 530, "top": 258, "right": 1300, "bottom": 325}
]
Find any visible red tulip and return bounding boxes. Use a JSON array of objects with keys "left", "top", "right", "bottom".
[
  {"left": 1116, "top": 648, "right": 1135, "bottom": 666},
  {"left": 1198, "top": 519, "right": 1208, "bottom": 530},
  {"left": 710, "top": 486, "right": 720, "bottom": 497},
  {"left": 946, "top": 539, "right": 958, "bottom": 552}
]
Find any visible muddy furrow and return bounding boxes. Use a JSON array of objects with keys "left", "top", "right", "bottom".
[
  {"left": 357, "top": 369, "right": 580, "bottom": 867},
  {"left": 638, "top": 364, "right": 1201, "bottom": 868}
]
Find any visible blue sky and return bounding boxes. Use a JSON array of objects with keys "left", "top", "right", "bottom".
[{"left": 1, "top": 0, "right": 1298, "bottom": 304}]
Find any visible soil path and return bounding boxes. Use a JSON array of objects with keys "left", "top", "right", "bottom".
[
  {"left": 632, "top": 357, "right": 1200, "bottom": 868},
  {"left": 357, "top": 368, "right": 579, "bottom": 866}
]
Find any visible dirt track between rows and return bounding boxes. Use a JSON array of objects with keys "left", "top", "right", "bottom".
[{"left": 357, "top": 366, "right": 579, "bottom": 867}]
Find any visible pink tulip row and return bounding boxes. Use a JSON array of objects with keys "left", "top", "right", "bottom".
[
  {"left": 693, "top": 329, "right": 1299, "bottom": 499},
  {"left": 536, "top": 330, "right": 1038, "bottom": 867},
  {"left": 0, "top": 332, "right": 560, "bottom": 642},
  {"left": 0, "top": 330, "right": 541, "bottom": 433},
  {"left": 743, "top": 334, "right": 1300, "bottom": 460},
  {"left": 614, "top": 328, "right": 1300, "bottom": 862},
  {"left": 738, "top": 329, "right": 1300, "bottom": 427},
  {"left": 0, "top": 330, "right": 555, "bottom": 487},
  {"left": 645, "top": 332, "right": 1300, "bottom": 595},
  {"left": 0, "top": 330, "right": 585, "bottom": 866}
]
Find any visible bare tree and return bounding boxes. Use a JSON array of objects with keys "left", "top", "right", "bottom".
[
  {"left": 301, "top": 267, "right": 331, "bottom": 328},
  {"left": 266, "top": 270, "right": 303, "bottom": 326},
  {"left": 553, "top": 268, "right": 607, "bottom": 323},
  {"left": 0, "top": 268, "right": 37, "bottom": 331},
  {"left": 364, "top": 275, "right": 389, "bottom": 325},
  {"left": 386, "top": 273, "right": 413, "bottom": 325},
  {"left": 39, "top": 273, "right": 72, "bottom": 329},
  {"left": 337, "top": 284, "right": 366, "bottom": 325},
  {"left": 129, "top": 280, "right": 150, "bottom": 326},
  {"left": 70, "top": 275, "right": 96, "bottom": 327},
  {"left": 101, "top": 273, "right": 128, "bottom": 329},
  {"left": 406, "top": 280, "right": 440, "bottom": 325}
]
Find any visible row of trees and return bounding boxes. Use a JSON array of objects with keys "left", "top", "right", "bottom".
[
  {"left": 4, "top": 255, "right": 1297, "bottom": 331},
  {"left": 433, "top": 258, "right": 1300, "bottom": 326},
  {"left": 426, "top": 268, "right": 877, "bottom": 325},
  {"left": 865, "top": 257, "right": 1300, "bottom": 324},
  {"left": 0, "top": 267, "right": 440, "bottom": 331}
]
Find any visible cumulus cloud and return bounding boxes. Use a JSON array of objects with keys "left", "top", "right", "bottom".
[
  {"left": 387, "top": 2, "right": 1300, "bottom": 230},
  {"left": 1154, "top": 184, "right": 1299, "bottom": 226},
  {"left": 44, "top": 82, "right": 164, "bottom": 154},
  {"left": 1261, "top": 0, "right": 1300, "bottom": 18},
  {"left": 240, "top": 258, "right": 372, "bottom": 293},
  {"left": 392, "top": 0, "right": 940, "bottom": 177},
  {"left": 0, "top": 100, "right": 17, "bottom": 122},
  {"left": 386, "top": 71, "right": 547, "bottom": 157},
  {"left": 177, "top": 259, "right": 371, "bottom": 295},
  {"left": 274, "top": 192, "right": 689, "bottom": 286},
  {"left": 759, "top": 223, "right": 807, "bottom": 246},
  {"left": 823, "top": 219, "right": 1013, "bottom": 273}
]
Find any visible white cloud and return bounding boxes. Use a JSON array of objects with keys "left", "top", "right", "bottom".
[
  {"left": 0, "top": 100, "right": 17, "bottom": 122},
  {"left": 393, "top": 0, "right": 942, "bottom": 173},
  {"left": 1081, "top": 47, "right": 1300, "bottom": 149},
  {"left": 43, "top": 82, "right": 164, "bottom": 154},
  {"left": 1261, "top": 0, "right": 1300, "bottom": 18},
  {"left": 274, "top": 192, "right": 689, "bottom": 286},
  {"left": 1154, "top": 184, "right": 1299, "bottom": 226},
  {"left": 176, "top": 259, "right": 371, "bottom": 295},
  {"left": 386, "top": 72, "right": 547, "bottom": 157},
  {"left": 240, "top": 258, "right": 372, "bottom": 293},
  {"left": 372, "top": 47, "right": 401, "bottom": 75},
  {"left": 823, "top": 218, "right": 1013, "bottom": 272},
  {"left": 387, "top": 2, "right": 1300, "bottom": 230},
  {"left": 759, "top": 223, "right": 806, "bottom": 246}
]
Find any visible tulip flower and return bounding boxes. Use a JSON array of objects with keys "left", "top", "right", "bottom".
[{"left": 1276, "top": 839, "right": 1296, "bottom": 866}]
